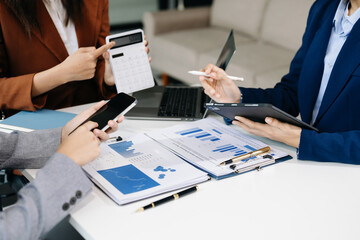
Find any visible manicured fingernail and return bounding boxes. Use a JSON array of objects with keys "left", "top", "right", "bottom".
[
  {"left": 265, "top": 117, "right": 272, "bottom": 124},
  {"left": 235, "top": 116, "right": 241, "bottom": 121}
]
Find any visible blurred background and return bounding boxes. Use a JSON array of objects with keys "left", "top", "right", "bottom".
[
  {"left": 110, "top": 0, "right": 213, "bottom": 31},
  {"left": 108, "top": 0, "right": 313, "bottom": 89}
]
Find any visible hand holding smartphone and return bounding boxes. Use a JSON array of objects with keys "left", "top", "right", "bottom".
[{"left": 70, "top": 92, "right": 137, "bottom": 135}]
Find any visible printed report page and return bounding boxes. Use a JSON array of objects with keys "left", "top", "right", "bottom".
[
  {"left": 83, "top": 133, "right": 209, "bottom": 205},
  {"left": 146, "top": 118, "right": 288, "bottom": 177}
]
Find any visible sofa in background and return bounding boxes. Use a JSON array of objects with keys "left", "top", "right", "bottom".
[{"left": 143, "top": 0, "right": 315, "bottom": 88}]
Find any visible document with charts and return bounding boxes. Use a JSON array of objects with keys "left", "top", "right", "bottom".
[
  {"left": 145, "top": 118, "right": 290, "bottom": 179},
  {"left": 82, "top": 134, "right": 209, "bottom": 205}
]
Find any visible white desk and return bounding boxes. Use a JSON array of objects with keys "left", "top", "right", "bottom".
[{"left": 23, "top": 103, "right": 360, "bottom": 240}]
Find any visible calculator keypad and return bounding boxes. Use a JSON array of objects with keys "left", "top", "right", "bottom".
[{"left": 111, "top": 47, "right": 154, "bottom": 93}]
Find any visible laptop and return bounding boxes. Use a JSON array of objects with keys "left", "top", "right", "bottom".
[{"left": 127, "top": 30, "right": 236, "bottom": 121}]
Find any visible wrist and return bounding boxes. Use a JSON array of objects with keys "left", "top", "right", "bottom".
[
  {"left": 56, "top": 63, "right": 73, "bottom": 84},
  {"left": 103, "top": 73, "right": 115, "bottom": 86},
  {"left": 236, "top": 89, "right": 243, "bottom": 103},
  {"left": 287, "top": 130, "right": 301, "bottom": 148},
  {"left": 61, "top": 127, "right": 66, "bottom": 143},
  {"left": 236, "top": 94, "right": 242, "bottom": 103},
  {"left": 32, "top": 65, "right": 71, "bottom": 97},
  {"left": 104, "top": 78, "right": 115, "bottom": 87}
]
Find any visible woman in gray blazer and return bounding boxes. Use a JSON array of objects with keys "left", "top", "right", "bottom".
[{"left": 0, "top": 101, "right": 122, "bottom": 240}]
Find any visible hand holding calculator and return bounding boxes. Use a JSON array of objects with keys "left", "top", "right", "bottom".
[{"left": 106, "top": 29, "right": 154, "bottom": 94}]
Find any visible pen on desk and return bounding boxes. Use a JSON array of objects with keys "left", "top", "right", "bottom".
[
  {"left": 229, "top": 154, "right": 274, "bottom": 170},
  {"left": 188, "top": 70, "right": 244, "bottom": 81},
  {"left": 108, "top": 136, "right": 123, "bottom": 142},
  {"left": 219, "top": 146, "right": 271, "bottom": 166},
  {"left": 136, "top": 186, "right": 199, "bottom": 212}
]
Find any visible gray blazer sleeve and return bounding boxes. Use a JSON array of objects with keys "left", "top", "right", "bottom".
[
  {"left": 0, "top": 128, "right": 61, "bottom": 169},
  {"left": 0, "top": 153, "right": 93, "bottom": 240}
]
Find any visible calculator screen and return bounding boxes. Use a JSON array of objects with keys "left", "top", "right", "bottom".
[{"left": 110, "top": 32, "right": 143, "bottom": 49}]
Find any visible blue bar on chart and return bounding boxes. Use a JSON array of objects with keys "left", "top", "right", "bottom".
[
  {"left": 244, "top": 145, "right": 256, "bottom": 151},
  {"left": 212, "top": 129, "right": 223, "bottom": 135},
  {"left": 189, "top": 132, "right": 207, "bottom": 138},
  {"left": 220, "top": 146, "right": 238, "bottom": 152},
  {"left": 234, "top": 150, "right": 247, "bottom": 156},
  {"left": 212, "top": 144, "right": 253, "bottom": 157},
  {"left": 195, "top": 133, "right": 211, "bottom": 139},
  {"left": 176, "top": 128, "right": 203, "bottom": 136},
  {"left": 109, "top": 141, "right": 143, "bottom": 159},
  {"left": 201, "top": 136, "right": 213, "bottom": 141},
  {"left": 176, "top": 128, "right": 221, "bottom": 142},
  {"left": 213, "top": 144, "right": 237, "bottom": 152},
  {"left": 201, "top": 136, "right": 220, "bottom": 141}
]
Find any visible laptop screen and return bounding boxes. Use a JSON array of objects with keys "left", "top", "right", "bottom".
[
  {"left": 215, "top": 30, "right": 236, "bottom": 71},
  {"left": 202, "top": 30, "right": 236, "bottom": 119}
]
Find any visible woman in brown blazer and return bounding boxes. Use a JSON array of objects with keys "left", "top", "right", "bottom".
[{"left": 0, "top": 0, "right": 147, "bottom": 117}]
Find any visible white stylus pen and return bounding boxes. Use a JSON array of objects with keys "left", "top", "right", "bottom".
[{"left": 188, "top": 70, "right": 244, "bottom": 81}]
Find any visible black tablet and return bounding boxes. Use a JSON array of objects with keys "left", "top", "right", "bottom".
[{"left": 205, "top": 103, "right": 319, "bottom": 132}]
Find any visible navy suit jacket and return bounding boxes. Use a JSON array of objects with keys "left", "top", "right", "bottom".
[{"left": 240, "top": 0, "right": 360, "bottom": 164}]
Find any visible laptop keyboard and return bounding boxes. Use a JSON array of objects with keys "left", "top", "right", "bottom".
[{"left": 158, "top": 88, "right": 198, "bottom": 117}]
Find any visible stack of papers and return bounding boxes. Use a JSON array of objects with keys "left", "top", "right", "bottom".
[{"left": 85, "top": 118, "right": 290, "bottom": 204}]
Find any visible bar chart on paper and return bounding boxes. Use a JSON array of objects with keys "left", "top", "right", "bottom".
[
  {"left": 145, "top": 118, "right": 281, "bottom": 177},
  {"left": 175, "top": 126, "right": 260, "bottom": 158},
  {"left": 109, "top": 141, "right": 143, "bottom": 158},
  {"left": 176, "top": 127, "right": 220, "bottom": 142},
  {"left": 83, "top": 134, "right": 209, "bottom": 204}
]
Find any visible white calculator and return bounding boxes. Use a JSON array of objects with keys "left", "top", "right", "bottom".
[{"left": 106, "top": 29, "right": 154, "bottom": 93}]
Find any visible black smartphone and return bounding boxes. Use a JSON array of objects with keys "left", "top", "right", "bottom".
[{"left": 70, "top": 92, "right": 137, "bottom": 134}]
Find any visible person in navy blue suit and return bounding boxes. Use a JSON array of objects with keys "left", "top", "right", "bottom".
[{"left": 199, "top": 0, "right": 360, "bottom": 164}]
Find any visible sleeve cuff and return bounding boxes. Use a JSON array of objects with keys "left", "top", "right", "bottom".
[{"left": 30, "top": 152, "right": 92, "bottom": 233}]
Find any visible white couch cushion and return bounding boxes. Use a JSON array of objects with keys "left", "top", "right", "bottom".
[
  {"left": 210, "top": 0, "right": 268, "bottom": 39},
  {"left": 150, "top": 27, "right": 253, "bottom": 84},
  {"left": 260, "top": 0, "right": 314, "bottom": 51},
  {"left": 254, "top": 66, "right": 290, "bottom": 88}
]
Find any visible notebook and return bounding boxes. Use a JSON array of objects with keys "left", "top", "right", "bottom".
[
  {"left": 0, "top": 109, "right": 76, "bottom": 132},
  {"left": 126, "top": 30, "right": 236, "bottom": 121}
]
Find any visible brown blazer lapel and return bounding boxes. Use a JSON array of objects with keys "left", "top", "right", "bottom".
[
  {"left": 30, "top": 1, "right": 69, "bottom": 62},
  {"left": 75, "top": 0, "right": 99, "bottom": 48}
]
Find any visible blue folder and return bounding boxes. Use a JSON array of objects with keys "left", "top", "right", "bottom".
[{"left": 0, "top": 109, "right": 76, "bottom": 131}]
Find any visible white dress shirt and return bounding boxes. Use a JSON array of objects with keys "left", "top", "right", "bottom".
[{"left": 43, "top": 0, "right": 79, "bottom": 55}]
